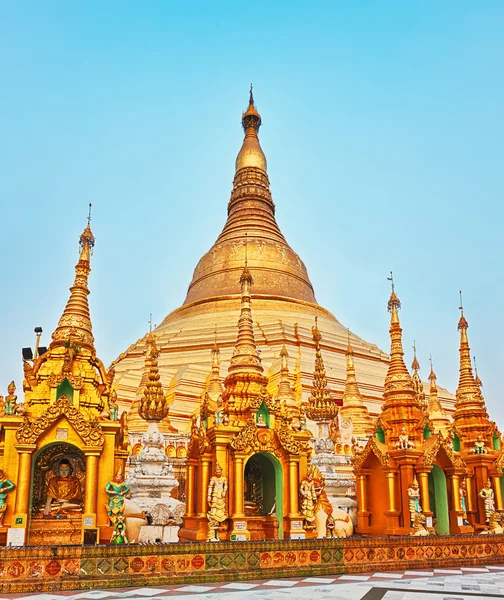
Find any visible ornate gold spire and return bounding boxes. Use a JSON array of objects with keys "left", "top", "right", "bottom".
[
  {"left": 139, "top": 333, "right": 169, "bottom": 422},
  {"left": 207, "top": 331, "right": 224, "bottom": 397},
  {"left": 427, "top": 357, "right": 450, "bottom": 435},
  {"left": 452, "top": 292, "right": 491, "bottom": 443},
  {"left": 339, "top": 332, "right": 373, "bottom": 436},
  {"left": 306, "top": 317, "right": 338, "bottom": 422},
  {"left": 381, "top": 274, "right": 424, "bottom": 445},
  {"left": 473, "top": 356, "right": 483, "bottom": 388},
  {"left": 227, "top": 265, "right": 263, "bottom": 375},
  {"left": 51, "top": 205, "right": 95, "bottom": 350},
  {"left": 182, "top": 89, "right": 316, "bottom": 307},
  {"left": 411, "top": 342, "right": 426, "bottom": 408},
  {"left": 235, "top": 84, "right": 267, "bottom": 173}
]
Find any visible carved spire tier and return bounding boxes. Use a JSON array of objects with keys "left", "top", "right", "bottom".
[
  {"left": 339, "top": 336, "right": 373, "bottom": 438},
  {"left": 139, "top": 333, "right": 169, "bottom": 422},
  {"left": 306, "top": 318, "right": 338, "bottom": 424},
  {"left": 452, "top": 302, "right": 493, "bottom": 446},
  {"left": 51, "top": 213, "right": 95, "bottom": 350},
  {"left": 275, "top": 344, "right": 300, "bottom": 420},
  {"left": 182, "top": 89, "right": 316, "bottom": 307},
  {"left": 411, "top": 344, "right": 426, "bottom": 408}
]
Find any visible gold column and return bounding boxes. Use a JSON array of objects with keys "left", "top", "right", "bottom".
[
  {"left": 13, "top": 444, "right": 36, "bottom": 517},
  {"left": 199, "top": 458, "right": 211, "bottom": 517},
  {"left": 186, "top": 463, "right": 195, "bottom": 517},
  {"left": 385, "top": 472, "right": 396, "bottom": 512},
  {"left": 417, "top": 472, "right": 430, "bottom": 513},
  {"left": 451, "top": 474, "right": 461, "bottom": 511},
  {"left": 289, "top": 459, "right": 299, "bottom": 515},
  {"left": 83, "top": 448, "right": 101, "bottom": 516},
  {"left": 493, "top": 476, "right": 503, "bottom": 511},
  {"left": 357, "top": 474, "right": 367, "bottom": 512},
  {"left": 234, "top": 455, "right": 245, "bottom": 517},
  {"left": 466, "top": 476, "right": 474, "bottom": 512}
]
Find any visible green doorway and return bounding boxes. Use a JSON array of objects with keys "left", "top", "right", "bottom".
[
  {"left": 428, "top": 465, "right": 450, "bottom": 534},
  {"left": 244, "top": 452, "right": 284, "bottom": 538}
]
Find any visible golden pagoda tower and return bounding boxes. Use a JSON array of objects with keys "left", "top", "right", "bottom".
[
  {"left": 427, "top": 357, "right": 451, "bottom": 437},
  {"left": 450, "top": 295, "right": 503, "bottom": 527},
  {"left": 0, "top": 210, "right": 128, "bottom": 546},
  {"left": 111, "top": 90, "right": 458, "bottom": 433},
  {"left": 180, "top": 264, "right": 312, "bottom": 542},
  {"left": 274, "top": 343, "right": 301, "bottom": 428},
  {"left": 337, "top": 334, "right": 374, "bottom": 452},
  {"left": 354, "top": 278, "right": 466, "bottom": 536}
]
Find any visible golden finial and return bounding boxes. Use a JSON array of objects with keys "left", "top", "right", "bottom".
[
  {"left": 387, "top": 271, "right": 401, "bottom": 314},
  {"left": 139, "top": 333, "right": 168, "bottom": 422},
  {"left": 87, "top": 203, "right": 92, "bottom": 227},
  {"left": 458, "top": 290, "right": 468, "bottom": 330},
  {"left": 306, "top": 317, "right": 338, "bottom": 423},
  {"left": 411, "top": 341, "right": 420, "bottom": 371},
  {"left": 206, "top": 327, "right": 224, "bottom": 398},
  {"left": 51, "top": 208, "right": 95, "bottom": 350},
  {"left": 236, "top": 86, "right": 266, "bottom": 172}
]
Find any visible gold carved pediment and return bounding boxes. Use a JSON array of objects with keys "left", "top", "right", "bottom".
[{"left": 15, "top": 395, "right": 104, "bottom": 446}]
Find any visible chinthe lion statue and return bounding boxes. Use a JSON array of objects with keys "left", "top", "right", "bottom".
[
  {"left": 410, "top": 512, "right": 429, "bottom": 536},
  {"left": 480, "top": 511, "right": 504, "bottom": 535}
]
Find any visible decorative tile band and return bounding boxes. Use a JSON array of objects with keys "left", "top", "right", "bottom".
[{"left": 0, "top": 535, "right": 503, "bottom": 593}]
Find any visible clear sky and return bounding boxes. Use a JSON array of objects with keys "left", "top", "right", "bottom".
[{"left": 1, "top": 2, "right": 503, "bottom": 422}]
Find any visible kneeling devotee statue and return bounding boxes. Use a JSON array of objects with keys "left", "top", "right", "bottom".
[{"left": 43, "top": 459, "right": 83, "bottom": 516}]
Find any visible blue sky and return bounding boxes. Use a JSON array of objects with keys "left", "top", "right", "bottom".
[{"left": 1, "top": 2, "right": 503, "bottom": 422}]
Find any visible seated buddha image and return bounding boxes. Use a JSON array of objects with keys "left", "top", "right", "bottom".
[{"left": 43, "top": 459, "right": 83, "bottom": 517}]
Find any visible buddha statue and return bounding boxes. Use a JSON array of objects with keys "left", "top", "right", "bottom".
[{"left": 43, "top": 459, "right": 83, "bottom": 516}]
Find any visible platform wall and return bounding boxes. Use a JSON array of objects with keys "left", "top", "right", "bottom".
[{"left": 1, "top": 535, "right": 504, "bottom": 593}]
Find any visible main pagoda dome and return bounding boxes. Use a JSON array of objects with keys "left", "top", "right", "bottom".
[{"left": 112, "top": 89, "right": 454, "bottom": 431}]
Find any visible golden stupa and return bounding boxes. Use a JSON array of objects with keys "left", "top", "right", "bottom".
[{"left": 112, "top": 88, "right": 455, "bottom": 432}]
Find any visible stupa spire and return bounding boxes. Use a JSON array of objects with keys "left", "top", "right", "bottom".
[
  {"left": 306, "top": 317, "right": 338, "bottom": 422},
  {"left": 207, "top": 329, "right": 224, "bottom": 397},
  {"left": 236, "top": 84, "right": 266, "bottom": 173},
  {"left": 339, "top": 331, "right": 373, "bottom": 435},
  {"left": 51, "top": 204, "right": 95, "bottom": 350},
  {"left": 275, "top": 341, "right": 299, "bottom": 419},
  {"left": 182, "top": 89, "right": 316, "bottom": 307},
  {"left": 139, "top": 333, "right": 169, "bottom": 422},
  {"left": 227, "top": 263, "right": 263, "bottom": 375},
  {"left": 452, "top": 292, "right": 490, "bottom": 440}
]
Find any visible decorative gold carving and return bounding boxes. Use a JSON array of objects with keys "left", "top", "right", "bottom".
[
  {"left": 277, "top": 417, "right": 300, "bottom": 454},
  {"left": 15, "top": 395, "right": 104, "bottom": 446}
]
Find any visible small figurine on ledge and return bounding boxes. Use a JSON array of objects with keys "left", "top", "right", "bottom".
[
  {"left": 479, "top": 479, "right": 495, "bottom": 525},
  {"left": 109, "top": 389, "right": 119, "bottom": 422},
  {"left": 396, "top": 426, "right": 415, "bottom": 450},
  {"left": 407, "top": 477, "right": 422, "bottom": 528},
  {"left": 110, "top": 517, "right": 129, "bottom": 544},
  {"left": 459, "top": 479, "right": 469, "bottom": 525},
  {"left": 470, "top": 435, "right": 488, "bottom": 455},
  {"left": 105, "top": 468, "right": 130, "bottom": 525},
  {"left": 325, "top": 514, "right": 336, "bottom": 538},
  {"left": 299, "top": 469, "right": 317, "bottom": 530},
  {"left": 0, "top": 470, "right": 15, "bottom": 527},
  {"left": 207, "top": 463, "right": 228, "bottom": 541},
  {"left": 5, "top": 381, "right": 17, "bottom": 416}
]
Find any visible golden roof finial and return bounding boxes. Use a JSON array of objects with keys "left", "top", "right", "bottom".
[
  {"left": 306, "top": 317, "right": 338, "bottom": 422},
  {"left": 227, "top": 258, "right": 263, "bottom": 375},
  {"left": 139, "top": 333, "right": 168, "bottom": 422},
  {"left": 51, "top": 207, "right": 96, "bottom": 350},
  {"left": 275, "top": 338, "right": 299, "bottom": 417},
  {"left": 236, "top": 85, "right": 267, "bottom": 172}
]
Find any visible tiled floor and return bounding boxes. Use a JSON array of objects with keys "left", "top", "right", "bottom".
[{"left": 5, "top": 566, "right": 504, "bottom": 600}]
